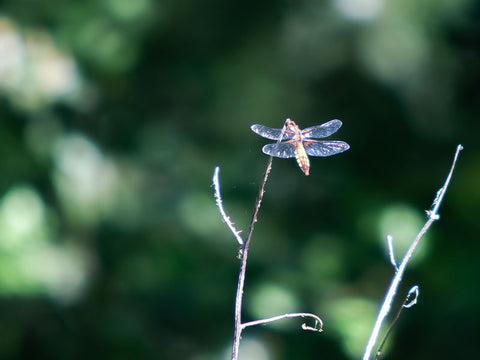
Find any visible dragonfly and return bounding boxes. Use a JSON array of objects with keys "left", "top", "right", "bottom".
[{"left": 251, "top": 118, "right": 350, "bottom": 176}]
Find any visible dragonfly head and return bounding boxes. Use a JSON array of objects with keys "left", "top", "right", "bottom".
[{"left": 284, "top": 118, "right": 298, "bottom": 132}]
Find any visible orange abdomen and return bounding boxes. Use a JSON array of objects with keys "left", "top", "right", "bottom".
[{"left": 295, "top": 142, "right": 310, "bottom": 176}]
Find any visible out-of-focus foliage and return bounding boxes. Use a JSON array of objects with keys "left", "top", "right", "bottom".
[{"left": 0, "top": 0, "right": 479, "bottom": 359}]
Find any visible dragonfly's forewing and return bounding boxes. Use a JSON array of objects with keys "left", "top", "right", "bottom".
[
  {"left": 304, "top": 140, "right": 350, "bottom": 157},
  {"left": 302, "top": 119, "right": 342, "bottom": 139},
  {"left": 250, "top": 124, "right": 294, "bottom": 140},
  {"left": 262, "top": 142, "right": 297, "bottom": 158}
]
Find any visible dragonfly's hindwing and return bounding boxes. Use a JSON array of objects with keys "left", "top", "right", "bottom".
[{"left": 262, "top": 142, "right": 297, "bottom": 158}]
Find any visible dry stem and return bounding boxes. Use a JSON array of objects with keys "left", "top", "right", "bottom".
[
  {"left": 213, "top": 120, "right": 323, "bottom": 360},
  {"left": 362, "top": 144, "right": 463, "bottom": 360}
]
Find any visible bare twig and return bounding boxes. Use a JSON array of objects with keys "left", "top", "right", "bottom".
[
  {"left": 215, "top": 119, "right": 336, "bottom": 359},
  {"left": 230, "top": 122, "right": 287, "bottom": 360},
  {"left": 362, "top": 144, "right": 463, "bottom": 360},
  {"left": 427, "top": 145, "right": 463, "bottom": 219},
  {"left": 213, "top": 166, "right": 244, "bottom": 246},
  {"left": 374, "top": 286, "right": 419, "bottom": 360}
]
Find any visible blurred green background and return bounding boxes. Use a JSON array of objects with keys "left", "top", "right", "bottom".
[{"left": 0, "top": 0, "right": 479, "bottom": 359}]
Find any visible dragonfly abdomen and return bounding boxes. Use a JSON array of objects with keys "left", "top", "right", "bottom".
[{"left": 295, "top": 142, "right": 310, "bottom": 176}]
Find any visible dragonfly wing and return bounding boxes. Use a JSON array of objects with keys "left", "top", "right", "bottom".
[
  {"left": 302, "top": 119, "right": 343, "bottom": 139},
  {"left": 251, "top": 124, "right": 294, "bottom": 140},
  {"left": 304, "top": 140, "right": 350, "bottom": 157},
  {"left": 262, "top": 142, "right": 297, "bottom": 158}
]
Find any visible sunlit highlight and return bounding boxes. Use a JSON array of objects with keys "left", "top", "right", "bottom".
[
  {"left": 237, "top": 338, "right": 271, "bottom": 360},
  {"left": 249, "top": 283, "right": 300, "bottom": 330},
  {"left": 0, "top": 186, "right": 92, "bottom": 303},
  {"left": 0, "top": 18, "right": 81, "bottom": 110},
  {"left": 105, "top": 0, "right": 153, "bottom": 22},
  {"left": 322, "top": 297, "right": 380, "bottom": 359},
  {"left": 18, "top": 242, "right": 92, "bottom": 303},
  {"left": 179, "top": 191, "right": 237, "bottom": 241},
  {"left": 0, "top": 187, "right": 46, "bottom": 249},
  {"left": 53, "top": 133, "right": 119, "bottom": 225},
  {"left": 333, "top": 0, "right": 384, "bottom": 21}
]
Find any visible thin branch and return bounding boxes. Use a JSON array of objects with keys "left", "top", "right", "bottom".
[
  {"left": 242, "top": 312, "right": 323, "bottom": 332},
  {"left": 362, "top": 144, "right": 463, "bottom": 360},
  {"left": 213, "top": 166, "right": 244, "bottom": 246},
  {"left": 230, "top": 121, "right": 288, "bottom": 360},
  {"left": 374, "top": 286, "right": 420, "bottom": 360}
]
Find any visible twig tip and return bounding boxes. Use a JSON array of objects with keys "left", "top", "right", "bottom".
[
  {"left": 212, "top": 166, "right": 244, "bottom": 246},
  {"left": 386, "top": 234, "right": 398, "bottom": 271}
]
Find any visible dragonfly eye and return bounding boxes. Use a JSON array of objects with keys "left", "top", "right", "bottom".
[{"left": 285, "top": 119, "right": 294, "bottom": 126}]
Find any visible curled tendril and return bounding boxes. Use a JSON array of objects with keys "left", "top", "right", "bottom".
[
  {"left": 302, "top": 318, "right": 323, "bottom": 332},
  {"left": 403, "top": 285, "right": 419, "bottom": 309},
  {"left": 242, "top": 312, "right": 323, "bottom": 333}
]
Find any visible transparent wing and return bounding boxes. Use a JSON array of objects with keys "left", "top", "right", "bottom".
[
  {"left": 302, "top": 119, "right": 343, "bottom": 139},
  {"left": 304, "top": 140, "right": 350, "bottom": 157},
  {"left": 262, "top": 142, "right": 297, "bottom": 158},
  {"left": 251, "top": 124, "right": 294, "bottom": 140}
]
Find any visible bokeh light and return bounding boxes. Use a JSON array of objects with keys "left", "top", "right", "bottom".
[
  {"left": 0, "top": 186, "right": 92, "bottom": 303},
  {"left": 0, "top": 18, "right": 81, "bottom": 110},
  {"left": 248, "top": 282, "right": 300, "bottom": 330},
  {"left": 333, "top": 0, "right": 384, "bottom": 21},
  {"left": 237, "top": 338, "right": 271, "bottom": 360},
  {"left": 53, "top": 132, "right": 119, "bottom": 226},
  {"left": 322, "top": 296, "right": 380, "bottom": 359},
  {"left": 377, "top": 204, "right": 430, "bottom": 265}
]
